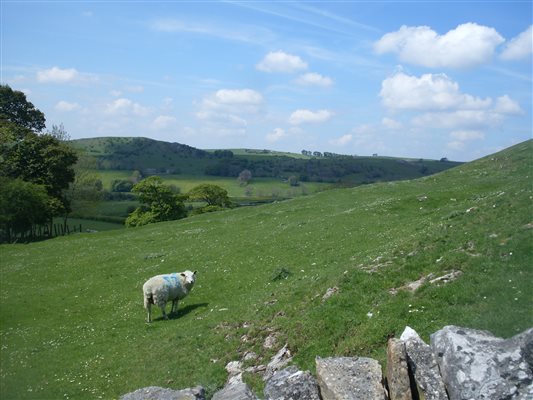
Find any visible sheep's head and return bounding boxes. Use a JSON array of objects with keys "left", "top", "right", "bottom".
[{"left": 180, "top": 270, "right": 197, "bottom": 286}]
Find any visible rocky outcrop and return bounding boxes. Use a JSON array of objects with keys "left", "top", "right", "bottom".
[
  {"left": 120, "top": 325, "right": 533, "bottom": 400},
  {"left": 431, "top": 325, "right": 533, "bottom": 400}
]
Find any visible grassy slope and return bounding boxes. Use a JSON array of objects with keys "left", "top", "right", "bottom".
[{"left": 1, "top": 141, "right": 531, "bottom": 399}]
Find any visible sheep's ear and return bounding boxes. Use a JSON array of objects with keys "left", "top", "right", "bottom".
[
  {"left": 180, "top": 273, "right": 186, "bottom": 277},
  {"left": 193, "top": 270, "right": 197, "bottom": 275}
]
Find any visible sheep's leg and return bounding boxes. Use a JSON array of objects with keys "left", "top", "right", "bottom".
[
  {"left": 171, "top": 299, "right": 179, "bottom": 315},
  {"left": 146, "top": 302, "right": 152, "bottom": 323},
  {"left": 160, "top": 303, "right": 169, "bottom": 320}
]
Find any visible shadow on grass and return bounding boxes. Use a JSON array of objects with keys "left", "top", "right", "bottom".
[{"left": 152, "top": 302, "right": 209, "bottom": 322}]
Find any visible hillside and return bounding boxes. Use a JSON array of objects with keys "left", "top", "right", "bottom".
[
  {"left": 71, "top": 136, "right": 461, "bottom": 185},
  {"left": 1, "top": 140, "right": 531, "bottom": 399}
]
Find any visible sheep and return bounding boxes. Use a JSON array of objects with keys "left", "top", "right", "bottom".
[{"left": 143, "top": 270, "right": 197, "bottom": 323}]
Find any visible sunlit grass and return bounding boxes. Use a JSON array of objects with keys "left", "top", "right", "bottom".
[{"left": 1, "top": 140, "right": 531, "bottom": 399}]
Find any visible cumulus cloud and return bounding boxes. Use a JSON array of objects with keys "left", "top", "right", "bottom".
[
  {"left": 105, "top": 98, "right": 149, "bottom": 116},
  {"left": 374, "top": 23, "right": 504, "bottom": 68},
  {"left": 412, "top": 110, "right": 504, "bottom": 130},
  {"left": 213, "top": 89, "right": 263, "bottom": 105},
  {"left": 493, "top": 95, "right": 523, "bottom": 114},
  {"left": 380, "top": 72, "right": 492, "bottom": 111},
  {"left": 500, "top": 25, "right": 533, "bottom": 61},
  {"left": 266, "top": 128, "right": 286, "bottom": 142},
  {"left": 256, "top": 51, "right": 308, "bottom": 73},
  {"left": 329, "top": 134, "right": 353, "bottom": 146},
  {"left": 37, "top": 67, "right": 80, "bottom": 83},
  {"left": 295, "top": 72, "right": 334, "bottom": 87},
  {"left": 381, "top": 117, "right": 403, "bottom": 130},
  {"left": 152, "top": 115, "right": 177, "bottom": 130},
  {"left": 55, "top": 100, "right": 80, "bottom": 111},
  {"left": 289, "top": 109, "right": 333, "bottom": 125}
]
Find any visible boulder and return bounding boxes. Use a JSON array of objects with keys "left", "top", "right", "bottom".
[
  {"left": 211, "top": 380, "right": 257, "bottom": 400},
  {"left": 263, "top": 344, "right": 293, "bottom": 381},
  {"left": 386, "top": 338, "right": 412, "bottom": 400},
  {"left": 400, "top": 326, "right": 448, "bottom": 400},
  {"left": 264, "top": 366, "right": 321, "bottom": 400},
  {"left": 431, "top": 325, "right": 533, "bottom": 400},
  {"left": 315, "top": 356, "right": 387, "bottom": 400},
  {"left": 120, "top": 386, "right": 205, "bottom": 400}
]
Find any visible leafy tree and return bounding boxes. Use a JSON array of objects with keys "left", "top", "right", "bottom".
[
  {"left": 0, "top": 85, "right": 46, "bottom": 132},
  {"left": 238, "top": 169, "right": 252, "bottom": 186},
  {"left": 0, "top": 177, "right": 55, "bottom": 242},
  {"left": 288, "top": 175, "right": 299, "bottom": 187},
  {"left": 188, "top": 184, "right": 231, "bottom": 207},
  {"left": 125, "top": 176, "right": 186, "bottom": 227},
  {"left": 47, "top": 123, "right": 70, "bottom": 141}
]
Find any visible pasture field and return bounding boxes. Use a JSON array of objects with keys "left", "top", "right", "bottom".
[{"left": 1, "top": 141, "right": 531, "bottom": 399}]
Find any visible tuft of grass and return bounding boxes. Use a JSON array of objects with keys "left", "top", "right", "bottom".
[{"left": 1, "top": 140, "right": 531, "bottom": 399}]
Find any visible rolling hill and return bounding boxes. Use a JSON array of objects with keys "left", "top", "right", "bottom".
[{"left": 1, "top": 140, "right": 531, "bottom": 399}]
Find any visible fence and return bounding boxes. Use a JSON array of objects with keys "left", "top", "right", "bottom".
[{"left": 1, "top": 223, "right": 83, "bottom": 243}]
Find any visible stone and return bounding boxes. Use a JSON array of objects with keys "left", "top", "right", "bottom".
[
  {"left": 315, "top": 356, "right": 387, "bottom": 400},
  {"left": 264, "top": 344, "right": 293, "bottom": 381},
  {"left": 322, "top": 287, "right": 339, "bottom": 302},
  {"left": 386, "top": 338, "right": 412, "bottom": 400},
  {"left": 431, "top": 325, "right": 533, "bottom": 400},
  {"left": 400, "top": 326, "right": 448, "bottom": 400},
  {"left": 120, "top": 386, "right": 205, "bottom": 400},
  {"left": 211, "top": 381, "right": 257, "bottom": 400},
  {"left": 264, "top": 366, "right": 321, "bottom": 400}
]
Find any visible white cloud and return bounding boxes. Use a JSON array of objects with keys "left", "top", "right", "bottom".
[
  {"left": 500, "top": 25, "right": 533, "bottom": 61},
  {"left": 289, "top": 109, "right": 333, "bottom": 125},
  {"left": 152, "top": 115, "right": 177, "bottom": 130},
  {"left": 105, "top": 98, "right": 149, "bottom": 116},
  {"left": 493, "top": 95, "right": 523, "bottom": 115},
  {"left": 381, "top": 117, "right": 403, "bottom": 130},
  {"left": 380, "top": 72, "right": 492, "bottom": 111},
  {"left": 37, "top": 67, "right": 80, "bottom": 83},
  {"left": 412, "top": 110, "right": 504, "bottom": 130},
  {"left": 213, "top": 89, "right": 263, "bottom": 105},
  {"left": 266, "top": 128, "right": 286, "bottom": 142},
  {"left": 374, "top": 23, "right": 504, "bottom": 68},
  {"left": 256, "top": 51, "right": 308, "bottom": 73},
  {"left": 55, "top": 100, "right": 80, "bottom": 112},
  {"left": 450, "top": 130, "right": 485, "bottom": 141},
  {"left": 329, "top": 134, "right": 353, "bottom": 146},
  {"left": 295, "top": 72, "right": 334, "bottom": 87}
]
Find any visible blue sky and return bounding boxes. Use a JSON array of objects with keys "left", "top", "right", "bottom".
[{"left": 2, "top": 1, "right": 531, "bottom": 161}]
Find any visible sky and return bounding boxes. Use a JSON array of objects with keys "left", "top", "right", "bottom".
[{"left": 1, "top": 1, "right": 532, "bottom": 161}]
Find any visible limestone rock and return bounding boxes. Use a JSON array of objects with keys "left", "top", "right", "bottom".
[
  {"left": 431, "top": 325, "right": 533, "bottom": 400},
  {"left": 264, "top": 366, "right": 321, "bottom": 400},
  {"left": 211, "top": 381, "right": 257, "bottom": 400},
  {"left": 264, "top": 344, "right": 293, "bottom": 381},
  {"left": 120, "top": 386, "right": 205, "bottom": 400},
  {"left": 386, "top": 338, "right": 412, "bottom": 400},
  {"left": 400, "top": 326, "right": 448, "bottom": 400},
  {"left": 315, "top": 356, "right": 387, "bottom": 400}
]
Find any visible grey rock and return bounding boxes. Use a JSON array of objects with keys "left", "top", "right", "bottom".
[
  {"left": 386, "top": 338, "right": 412, "bottom": 400},
  {"left": 431, "top": 325, "right": 533, "bottom": 400},
  {"left": 211, "top": 381, "right": 257, "bottom": 400},
  {"left": 315, "top": 356, "right": 387, "bottom": 400},
  {"left": 264, "top": 344, "right": 293, "bottom": 381},
  {"left": 120, "top": 386, "right": 205, "bottom": 400},
  {"left": 400, "top": 326, "right": 448, "bottom": 400},
  {"left": 264, "top": 366, "right": 321, "bottom": 400}
]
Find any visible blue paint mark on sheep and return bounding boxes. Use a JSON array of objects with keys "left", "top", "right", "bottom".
[{"left": 163, "top": 274, "right": 181, "bottom": 289}]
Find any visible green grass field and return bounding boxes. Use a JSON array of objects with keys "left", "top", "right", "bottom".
[{"left": 1, "top": 140, "right": 531, "bottom": 399}]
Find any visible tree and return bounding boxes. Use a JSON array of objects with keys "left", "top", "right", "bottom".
[
  {"left": 47, "top": 123, "right": 70, "bottom": 141},
  {"left": 288, "top": 175, "right": 299, "bottom": 187},
  {"left": 0, "top": 85, "right": 46, "bottom": 132},
  {"left": 0, "top": 177, "right": 55, "bottom": 242},
  {"left": 125, "top": 176, "right": 186, "bottom": 227},
  {"left": 188, "top": 184, "right": 231, "bottom": 207},
  {"left": 238, "top": 169, "right": 252, "bottom": 186}
]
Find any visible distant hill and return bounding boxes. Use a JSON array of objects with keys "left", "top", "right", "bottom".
[{"left": 72, "top": 136, "right": 462, "bottom": 186}]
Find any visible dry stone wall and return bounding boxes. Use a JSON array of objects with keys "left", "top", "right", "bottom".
[{"left": 120, "top": 325, "right": 533, "bottom": 400}]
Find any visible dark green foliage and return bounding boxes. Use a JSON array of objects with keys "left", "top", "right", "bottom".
[
  {"left": 125, "top": 176, "right": 186, "bottom": 227},
  {"left": 0, "top": 177, "right": 54, "bottom": 241},
  {"left": 0, "top": 85, "right": 46, "bottom": 133},
  {"left": 188, "top": 184, "right": 231, "bottom": 207},
  {"left": 111, "top": 179, "right": 134, "bottom": 192}
]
